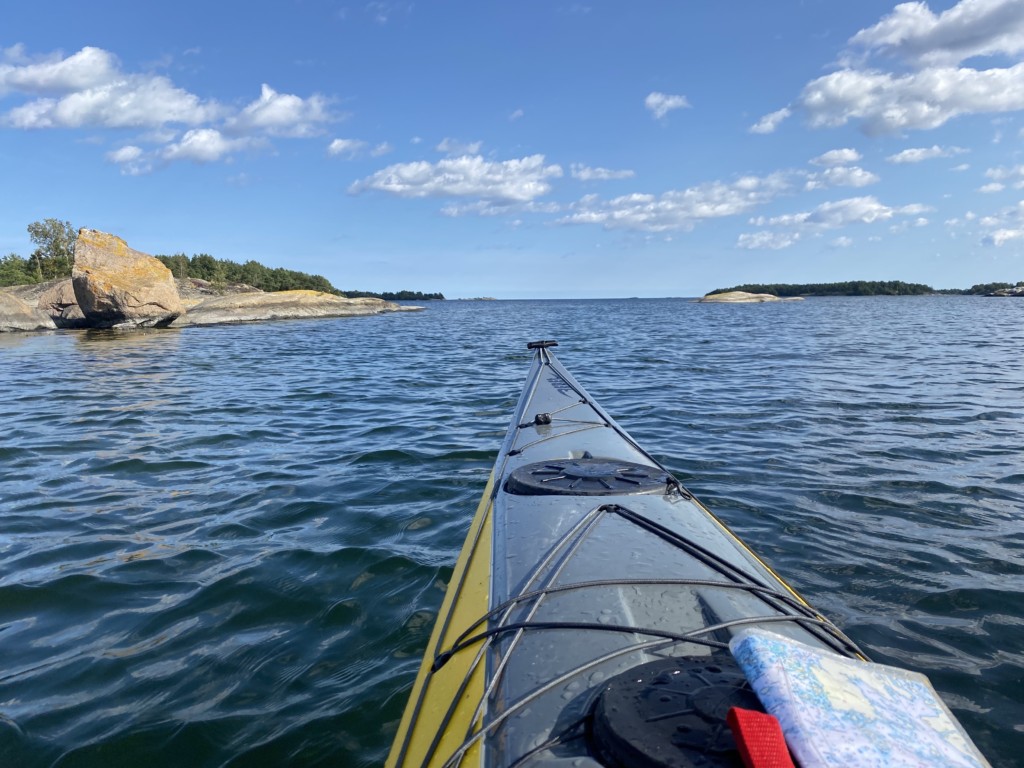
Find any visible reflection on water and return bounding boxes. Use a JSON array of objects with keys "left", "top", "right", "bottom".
[{"left": 0, "top": 299, "right": 1022, "bottom": 766}]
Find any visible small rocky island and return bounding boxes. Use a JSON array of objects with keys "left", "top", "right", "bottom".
[
  {"left": 0, "top": 229, "right": 420, "bottom": 333},
  {"left": 698, "top": 291, "right": 803, "bottom": 303}
]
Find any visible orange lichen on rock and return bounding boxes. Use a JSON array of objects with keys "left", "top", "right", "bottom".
[{"left": 72, "top": 228, "right": 185, "bottom": 327}]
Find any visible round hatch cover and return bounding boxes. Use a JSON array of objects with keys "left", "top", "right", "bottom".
[
  {"left": 505, "top": 458, "right": 669, "bottom": 496},
  {"left": 588, "top": 656, "right": 763, "bottom": 768}
]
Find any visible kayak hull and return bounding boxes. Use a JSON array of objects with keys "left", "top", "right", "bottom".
[{"left": 387, "top": 343, "right": 860, "bottom": 768}]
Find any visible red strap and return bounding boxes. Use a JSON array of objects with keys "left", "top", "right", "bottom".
[{"left": 726, "top": 707, "right": 796, "bottom": 768}]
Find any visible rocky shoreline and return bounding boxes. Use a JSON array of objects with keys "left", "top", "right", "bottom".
[{"left": 0, "top": 229, "right": 420, "bottom": 333}]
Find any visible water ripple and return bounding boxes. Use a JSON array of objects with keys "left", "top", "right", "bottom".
[{"left": 1, "top": 298, "right": 1022, "bottom": 765}]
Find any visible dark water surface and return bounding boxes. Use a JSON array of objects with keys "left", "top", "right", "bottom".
[{"left": 1, "top": 297, "right": 1022, "bottom": 766}]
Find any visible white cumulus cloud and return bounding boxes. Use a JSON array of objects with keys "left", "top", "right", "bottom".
[
  {"left": 755, "top": 1, "right": 1024, "bottom": 136},
  {"left": 106, "top": 144, "right": 143, "bottom": 163},
  {"left": 0, "top": 45, "right": 346, "bottom": 169},
  {"left": 5, "top": 74, "right": 222, "bottom": 129},
  {"left": 645, "top": 91, "right": 690, "bottom": 119},
  {"left": 350, "top": 154, "right": 563, "bottom": 202},
  {"left": 0, "top": 45, "right": 120, "bottom": 95},
  {"left": 105, "top": 144, "right": 151, "bottom": 175},
  {"left": 849, "top": 0, "right": 1024, "bottom": 67},
  {"left": 559, "top": 173, "right": 793, "bottom": 232},
  {"left": 985, "top": 228, "right": 1024, "bottom": 245},
  {"left": 162, "top": 129, "right": 257, "bottom": 163},
  {"left": 799, "top": 63, "right": 1024, "bottom": 134},
  {"left": 226, "top": 84, "right": 333, "bottom": 138},
  {"left": 812, "top": 148, "right": 862, "bottom": 166}
]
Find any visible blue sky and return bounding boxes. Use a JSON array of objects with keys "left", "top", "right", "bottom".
[{"left": 3, "top": 1, "right": 1024, "bottom": 298}]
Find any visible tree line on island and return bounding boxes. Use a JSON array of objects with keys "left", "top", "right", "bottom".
[
  {"left": 0, "top": 219, "right": 445, "bottom": 301},
  {"left": 707, "top": 280, "right": 1024, "bottom": 297}
]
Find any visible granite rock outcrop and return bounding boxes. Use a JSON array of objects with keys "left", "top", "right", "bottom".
[
  {"left": 36, "top": 279, "right": 88, "bottom": 328},
  {"left": 172, "top": 290, "right": 414, "bottom": 326},
  {"left": 1, "top": 229, "right": 421, "bottom": 332},
  {"left": 72, "top": 229, "right": 184, "bottom": 328},
  {"left": 0, "top": 291, "right": 57, "bottom": 332},
  {"left": 699, "top": 291, "right": 803, "bottom": 303}
]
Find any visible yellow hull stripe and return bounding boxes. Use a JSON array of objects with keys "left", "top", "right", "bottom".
[{"left": 386, "top": 472, "right": 495, "bottom": 768}]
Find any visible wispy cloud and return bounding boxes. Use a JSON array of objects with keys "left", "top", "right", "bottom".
[
  {"left": 436, "top": 137, "right": 482, "bottom": 155},
  {"left": 983, "top": 164, "right": 1024, "bottom": 187},
  {"left": 978, "top": 200, "right": 1024, "bottom": 245},
  {"left": 644, "top": 91, "right": 690, "bottom": 119},
  {"left": 749, "top": 106, "right": 791, "bottom": 134},
  {"left": 886, "top": 144, "right": 968, "bottom": 163},
  {"left": 441, "top": 200, "right": 561, "bottom": 217},
  {"left": 328, "top": 138, "right": 368, "bottom": 158},
  {"left": 570, "top": 163, "right": 635, "bottom": 181},
  {"left": 737, "top": 230, "right": 801, "bottom": 250},
  {"left": 749, "top": 195, "right": 932, "bottom": 233},
  {"left": 364, "top": 1, "right": 413, "bottom": 24}
]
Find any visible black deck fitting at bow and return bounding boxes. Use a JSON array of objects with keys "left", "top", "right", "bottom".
[{"left": 526, "top": 340, "right": 559, "bottom": 349}]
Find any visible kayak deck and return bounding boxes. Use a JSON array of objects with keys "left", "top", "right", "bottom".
[{"left": 387, "top": 342, "right": 862, "bottom": 768}]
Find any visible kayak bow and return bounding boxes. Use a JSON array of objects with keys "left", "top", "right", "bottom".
[{"left": 386, "top": 341, "right": 863, "bottom": 768}]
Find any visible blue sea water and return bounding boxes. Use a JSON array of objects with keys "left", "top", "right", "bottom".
[{"left": 0, "top": 296, "right": 1022, "bottom": 767}]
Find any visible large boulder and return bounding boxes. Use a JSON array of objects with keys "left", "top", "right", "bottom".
[
  {"left": 171, "top": 290, "right": 418, "bottom": 326},
  {"left": 0, "top": 291, "right": 57, "bottom": 332},
  {"left": 35, "top": 278, "right": 87, "bottom": 328},
  {"left": 72, "top": 229, "right": 184, "bottom": 328}
]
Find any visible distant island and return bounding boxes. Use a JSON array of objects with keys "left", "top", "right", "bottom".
[
  {"left": 342, "top": 289, "right": 445, "bottom": 301},
  {"left": 706, "top": 280, "right": 1024, "bottom": 297},
  {"left": 156, "top": 255, "right": 444, "bottom": 300}
]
